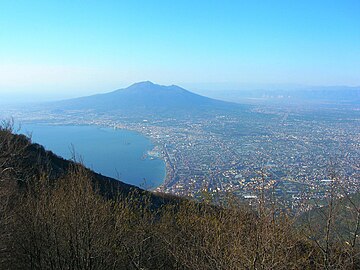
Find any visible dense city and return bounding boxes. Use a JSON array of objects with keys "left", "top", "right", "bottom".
[{"left": 2, "top": 101, "right": 359, "bottom": 210}]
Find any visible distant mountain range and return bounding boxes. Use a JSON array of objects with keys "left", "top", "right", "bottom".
[
  {"left": 197, "top": 86, "right": 360, "bottom": 105},
  {"left": 49, "top": 81, "right": 243, "bottom": 118}
]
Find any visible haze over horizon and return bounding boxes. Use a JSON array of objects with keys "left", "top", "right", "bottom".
[{"left": 1, "top": 0, "right": 359, "bottom": 103}]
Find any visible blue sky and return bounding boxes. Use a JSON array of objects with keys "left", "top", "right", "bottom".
[{"left": 0, "top": 0, "right": 359, "bottom": 101}]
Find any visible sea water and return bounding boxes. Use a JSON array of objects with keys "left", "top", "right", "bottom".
[{"left": 21, "top": 124, "right": 166, "bottom": 188}]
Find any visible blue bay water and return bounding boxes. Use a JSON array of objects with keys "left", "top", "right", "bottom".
[{"left": 21, "top": 124, "right": 166, "bottom": 188}]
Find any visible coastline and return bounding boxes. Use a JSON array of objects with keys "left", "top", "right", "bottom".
[
  {"left": 88, "top": 120, "right": 174, "bottom": 190},
  {"left": 111, "top": 125, "right": 173, "bottom": 190}
]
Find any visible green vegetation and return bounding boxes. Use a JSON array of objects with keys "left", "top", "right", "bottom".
[{"left": 1, "top": 122, "right": 359, "bottom": 269}]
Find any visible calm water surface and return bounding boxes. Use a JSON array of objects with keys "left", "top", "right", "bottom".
[{"left": 21, "top": 124, "right": 166, "bottom": 188}]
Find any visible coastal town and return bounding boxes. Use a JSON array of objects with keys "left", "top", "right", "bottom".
[{"left": 3, "top": 101, "right": 359, "bottom": 210}]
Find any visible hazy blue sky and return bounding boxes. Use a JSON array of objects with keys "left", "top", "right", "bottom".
[{"left": 0, "top": 0, "right": 359, "bottom": 101}]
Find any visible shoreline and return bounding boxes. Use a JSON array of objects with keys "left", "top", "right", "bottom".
[{"left": 110, "top": 124, "right": 174, "bottom": 190}]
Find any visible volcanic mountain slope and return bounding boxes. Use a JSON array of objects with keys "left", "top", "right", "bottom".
[{"left": 49, "top": 81, "right": 244, "bottom": 117}]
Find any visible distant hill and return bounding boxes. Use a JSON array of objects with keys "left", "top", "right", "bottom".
[
  {"left": 255, "top": 86, "right": 360, "bottom": 104},
  {"left": 49, "top": 81, "right": 244, "bottom": 117},
  {"left": 201, "top": 86, "right": 360, "bottom": 105}
]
